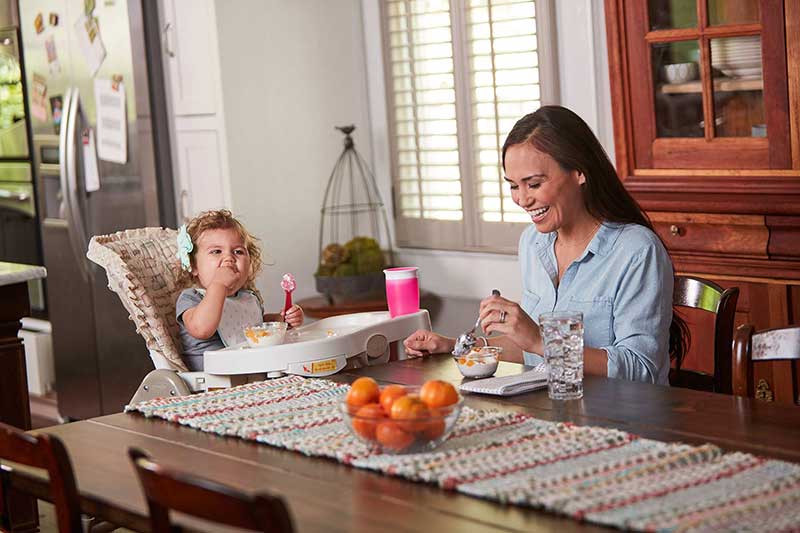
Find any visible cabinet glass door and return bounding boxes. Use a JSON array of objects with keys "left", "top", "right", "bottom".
[
  {"left": 624, "top": 0, "right": 790, "bottom": 169},
  {"left": 652, "top": 40, "right": 703, "bottom": 137},
  {"left": 710, "top": 36, "right": 765, "bottom": 138},
  {"left": 648, "top": 0, "right": 696, "bottom": 30},
  {"left": 708, "top": 0, "right": 761, "bottom": 26}
]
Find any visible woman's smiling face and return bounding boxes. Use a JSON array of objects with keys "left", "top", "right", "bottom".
[{"left": 504, "top": 143, "right": 587, "bottom": 234}]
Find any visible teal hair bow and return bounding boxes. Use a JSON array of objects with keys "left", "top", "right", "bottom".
[{"left": 176, "top": 224, "right": 194, "bottom": 271}]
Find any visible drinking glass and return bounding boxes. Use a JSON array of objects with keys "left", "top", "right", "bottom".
[{"left": 539, "top": 311, "right": 584, "bottom": 400}]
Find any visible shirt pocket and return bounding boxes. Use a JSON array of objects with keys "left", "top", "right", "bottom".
[
  {"left": 568, "top": 296, "right": 614, "bottom": 347},
  {"left": 521, "top": 289, "right": 542, "bottom": 323}
]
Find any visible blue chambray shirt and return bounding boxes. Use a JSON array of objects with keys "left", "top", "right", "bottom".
[{"left": 519, "top": 222, "right": 673, "bottom": 385}]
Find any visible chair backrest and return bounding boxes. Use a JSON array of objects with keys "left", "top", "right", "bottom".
[
  {"left": 732, "top": 324, "right": 800, "bottom": 401},
  {"left": 0, "top": 422, "right": 82, "bottom": 533},
  {"left": 87, "top": 227, "right": 188, "bottom": 371},
  {"left": 128, "top": 448, "right": 293, "bottom": 533},
  {"left": 670, "top": 275, "right": 739, "bottom": 394}
]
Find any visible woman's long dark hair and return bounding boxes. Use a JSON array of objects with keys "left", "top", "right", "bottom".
[{"left": 502, "top": 105, "right": 689, "bottom": 366}]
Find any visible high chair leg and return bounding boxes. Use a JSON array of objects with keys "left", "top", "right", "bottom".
[{"left": 129, "top": 369, "right": 192, "bottom": 405}]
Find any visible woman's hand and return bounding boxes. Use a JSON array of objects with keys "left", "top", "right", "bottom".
[
  {"left": 282, "top": 304, "right": 304, "bottom": 328},
  {"left": 403, "top": 330, "right": 455, "bottom": 357},
  {"left": 479, "top": 294, "right": 542, "bottom": 354}
]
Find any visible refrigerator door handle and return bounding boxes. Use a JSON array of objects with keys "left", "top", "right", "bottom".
[
  {"left": 179, "top": 189, "right": 189, "bottom": 221},
  {"left": 59, "top": 87, "right": 90, "bottom": 282},
  {"left": 162, "top": 22, "right": 175, "bottom": 58}
]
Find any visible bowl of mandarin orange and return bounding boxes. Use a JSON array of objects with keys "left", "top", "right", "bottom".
[{"left": 340, "top": 377, "right": 463, "bottom": 454}]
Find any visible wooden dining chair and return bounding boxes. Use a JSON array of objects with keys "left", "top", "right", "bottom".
[
  {"left": 128, "top": 448, "right": 294, "bottom": 532},
  {"left": 0, "top": 422, "right": 82, "bottom": 533},
  {"left": 732, "top": 324, "right": 800, "bottom": 402},
  {"left": 669, "top": 275, "right": 739, "bottom": 394}
]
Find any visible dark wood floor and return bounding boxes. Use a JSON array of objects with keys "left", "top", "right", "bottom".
[{"left": 29, "top": 391, "right": 60, "bottom": 429}]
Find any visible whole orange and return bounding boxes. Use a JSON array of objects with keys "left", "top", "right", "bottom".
[
  {"left": 390, "top": 395, "right": 429, "bottom": 432},
  {"left": 419, "top": 380, "right": 459, "bottom": 409},
  {"left": 346, "top": 377, "right": 380, "bottom": 408},
  {"left": 379, "top": 384, "right": 407, "bottom": 413},
  {"left": 351, "top": 403, "right": 385, "bottom": 441},
  {"left": 421, "top": 418, "right": 445, "bottom": 441},
  {"left": 375, "top": 421, "right": 415, "bottom": 451}
]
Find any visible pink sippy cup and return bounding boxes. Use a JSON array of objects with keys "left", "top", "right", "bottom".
[{"left": 383, "top": 267, "right": 420, "bottom": 318}]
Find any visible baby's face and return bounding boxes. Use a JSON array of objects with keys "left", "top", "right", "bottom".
[{"left": 192, "top": 228, "right": 251, "bottom": 294}]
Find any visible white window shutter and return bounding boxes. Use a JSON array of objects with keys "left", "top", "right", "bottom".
[{"left": 382, "top": 0, "right": 555, "bottom": 253}]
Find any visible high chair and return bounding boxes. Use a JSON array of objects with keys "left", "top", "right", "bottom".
[
  {"left": 87, "top": 227, "right": 225, "bottom": 402},
  {"left": 87, "top": 227, "right": 431, "bottom": 405}
]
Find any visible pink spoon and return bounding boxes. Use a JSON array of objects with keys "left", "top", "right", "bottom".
[{"left": 281, "top": 273, "right": 296, "bottom": 319}]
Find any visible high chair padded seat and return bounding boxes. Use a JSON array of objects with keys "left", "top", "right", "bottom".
[{"left": 87, "top": 227, "right": 189, "bottom": 372}]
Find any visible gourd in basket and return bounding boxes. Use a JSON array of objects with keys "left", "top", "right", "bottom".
[{"left": 315, "top": 237, "right": 389, "bottom": 304}]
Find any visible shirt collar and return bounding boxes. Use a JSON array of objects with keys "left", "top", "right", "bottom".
[
  {"left": 587, "top": 222, "right": 624, "bottom": 257},
  {"left": 533, "top": 221, "right": 625, "bottom": 258},
  {"left": 194, "top": 288, "right": 247, "bottom": 299}
]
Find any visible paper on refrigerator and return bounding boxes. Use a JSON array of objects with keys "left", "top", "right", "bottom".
[
  {"left": 94, "top": 79, "right": 127, "bottom": 164},
  {"left": 74, "top": 14, "right": 105, "bottom": 77}
]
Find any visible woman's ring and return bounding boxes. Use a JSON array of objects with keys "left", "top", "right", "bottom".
[{"left": 499, "top": 310, "right": 506, "bottom": 323}]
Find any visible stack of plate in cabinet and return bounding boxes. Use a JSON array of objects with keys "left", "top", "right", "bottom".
[{"left": 710, "top": 35, "right": 762, "bottom": 79}]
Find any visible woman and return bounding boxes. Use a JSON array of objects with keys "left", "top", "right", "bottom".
[{"left": 404, "top": 106, "right": 686, "bottom": 384}]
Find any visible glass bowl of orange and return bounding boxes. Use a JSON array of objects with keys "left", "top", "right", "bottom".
[{"left": 340, "top": 378, "right": 463, "bottom": 454}]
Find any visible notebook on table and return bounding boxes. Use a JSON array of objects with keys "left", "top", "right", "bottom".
[{"left": 459, "top": 363, "right": 548, "bottom": 396}]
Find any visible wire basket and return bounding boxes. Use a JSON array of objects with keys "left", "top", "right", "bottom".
[{"left": 315, "top": 125, "right": 393, "bottom": 303}]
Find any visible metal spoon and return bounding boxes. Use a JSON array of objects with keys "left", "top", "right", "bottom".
[{"left": 453, "top": 289, "right": 500, "bottom": 356}]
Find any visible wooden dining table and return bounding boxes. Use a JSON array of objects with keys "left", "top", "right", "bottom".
[{"left": 6, "top": 354, "right": 800, "bottom": 532}]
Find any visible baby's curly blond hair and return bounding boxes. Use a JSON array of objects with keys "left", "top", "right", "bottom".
[{"left": 176, "top": 209, "right": 263, "bottom": 300}]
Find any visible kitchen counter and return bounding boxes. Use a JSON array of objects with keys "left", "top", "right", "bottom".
[{"left": 0, "top": 261, "right": 47, "bottom": 286}]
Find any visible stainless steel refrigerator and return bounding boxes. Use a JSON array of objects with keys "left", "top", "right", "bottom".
[{"left": 19, "top": 0, "right": 175, "bottom": 419}]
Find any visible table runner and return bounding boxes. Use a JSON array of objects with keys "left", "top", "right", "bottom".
[{"left": 126, "top": 375, "right": 800, "bottom": 532}]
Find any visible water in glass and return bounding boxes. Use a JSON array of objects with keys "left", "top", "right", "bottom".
[{"left": 539, "top": 311, "right": 584, "bottom": 400}]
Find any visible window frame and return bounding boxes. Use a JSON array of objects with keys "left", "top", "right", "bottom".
[{"left": 380, "top": 0, "right": 559, "bottom": 254}]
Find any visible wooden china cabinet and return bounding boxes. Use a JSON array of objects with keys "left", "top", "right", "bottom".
[{"left": 604, "top": 0, "right": 800, "bottom": 404}]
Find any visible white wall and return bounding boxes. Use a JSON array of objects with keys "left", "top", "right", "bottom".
[
  {"left": 215, "top": 0, "right": 373, "bottom": 312},
  {"left": 362, "top": 0, "right": 614, "bottom": 302},
  {"left": 214, "top": 0, "right": 613, "bottom": 310}
]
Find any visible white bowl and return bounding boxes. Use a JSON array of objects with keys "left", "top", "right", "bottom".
[
  {"left": 716, "top": 65, "right": 762, "bottom": 79},
  {"left": 662, "top": 62, "right": 698, "bottom": 84},
  {"left": 244, "top": 322, "right": 287, "bottom": 348},
  {"left": 454, "top": 346, "right": 502, "bottom": 378}
]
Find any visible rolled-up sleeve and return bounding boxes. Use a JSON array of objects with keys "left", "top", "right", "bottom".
[{"left": 603, "top": 243, "right": 673, "bottom": 384}]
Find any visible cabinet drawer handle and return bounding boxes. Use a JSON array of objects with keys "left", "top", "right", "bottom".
[{"left": 669, "top": 225, "right": 681, "bottom": 236}]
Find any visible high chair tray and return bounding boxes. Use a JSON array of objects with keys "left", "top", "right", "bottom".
[{"left": 203, "top": 310, "right": 430, "bottom": 376}]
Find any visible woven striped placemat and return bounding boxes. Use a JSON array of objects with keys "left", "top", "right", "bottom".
[{"left": 126, "top": 375, "right": 800, "bottom": 531}]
